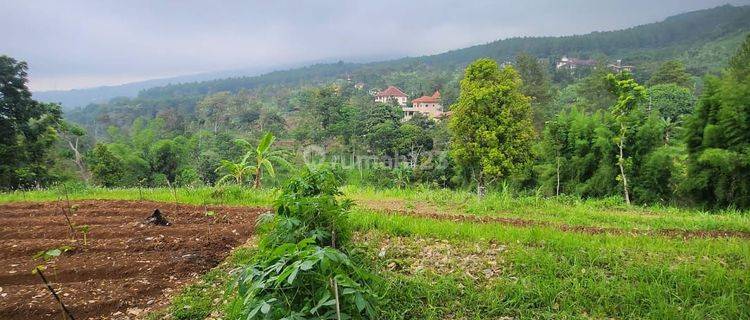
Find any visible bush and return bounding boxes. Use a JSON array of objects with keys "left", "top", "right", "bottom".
[{"left": 231, "top": 165, "right": 380, "bottom": 319}]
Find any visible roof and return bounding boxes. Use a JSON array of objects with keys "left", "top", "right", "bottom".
[
  {"left": 567, "top": 58, "right": 597, "bottom": 66},
  {"left": 412, "top": 90, "right": 441, "bottom": 104},
  {"left": 376, "top": 85, "right": 407, "bottom": 98}
]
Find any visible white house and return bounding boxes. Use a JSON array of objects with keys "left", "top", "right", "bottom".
[{"left": 375, "top": 85, "right": 408, "bottom": 106}]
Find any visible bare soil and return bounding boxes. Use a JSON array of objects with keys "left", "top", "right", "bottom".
[{"left": 0, "top": 200, "right": 265, "bottom": 320}]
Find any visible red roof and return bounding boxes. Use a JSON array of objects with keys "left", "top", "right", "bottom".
[
  {"left": 412, "top": 90, "right": 441, "bottom": 104},
  {"left": 376, "top": 85, "right": 407, "bottom": 98}
]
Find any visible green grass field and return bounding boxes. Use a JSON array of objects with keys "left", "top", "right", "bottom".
[{"left": 2, "top": 185, "right": 749, "bottom": 319}]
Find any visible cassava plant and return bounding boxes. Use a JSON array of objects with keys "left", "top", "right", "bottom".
[
  {"left": 231, "top": 165, "right": 379, "bottom": 319},
  {"left": 77, "top": 225, "right": 91, "bottom": 246},
  {"left": 32, "top": 246, "right": 76, "bottom": 320}
]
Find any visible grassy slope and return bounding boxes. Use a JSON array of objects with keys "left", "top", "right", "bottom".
[{"left": 2, "top": 186, "right": 748, "bottom": 319}]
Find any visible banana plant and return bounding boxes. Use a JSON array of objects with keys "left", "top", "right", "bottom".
[
  {"left": 228, "top": 132, "right": 291, "bottom": 189},
  {"left": 215, "top": 154, "right": 255, "bottom": 186}
]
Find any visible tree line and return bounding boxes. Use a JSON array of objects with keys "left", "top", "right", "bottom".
[{"left": 1, "top": 34, "right": 748, "bottom": 208}]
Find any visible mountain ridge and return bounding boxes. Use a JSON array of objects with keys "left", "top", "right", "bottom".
[{"left": 43, "top": 4, "right": 750, "bottom": 109}]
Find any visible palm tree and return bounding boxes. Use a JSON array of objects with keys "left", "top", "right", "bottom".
[{"left": 230, "top": 132, "right": 290, "bottom": 189}]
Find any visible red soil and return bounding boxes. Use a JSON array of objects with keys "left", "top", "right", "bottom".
[{"left": 0, "top": 200, "right": 264, "bottom": 320}]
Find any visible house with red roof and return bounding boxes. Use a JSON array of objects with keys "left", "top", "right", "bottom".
[
  {"left": 403, "top": 90, "right": 444, "bottom": 120},
  {"left": 375, "top": 85, "right": 408, "bottom": 106}
]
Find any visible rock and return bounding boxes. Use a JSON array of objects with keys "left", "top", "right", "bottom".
[{"left": 146, "top": 209, "right": 171, "bottom": 226}]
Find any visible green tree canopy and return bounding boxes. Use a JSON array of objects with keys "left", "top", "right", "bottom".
[
  {"left": 683, "top": 34, "right": 750, "bottom": 208},
  {"left": 647, "top": 60, "right": 693, "bottom": 88},
  {"left": 647, "top": 83, "right": 695, "bottom": 120},
  {"left": 0, "top": 55, "right": 64, "bottom": 189},
  {"left": 449, "top": 58, "right": 535, "bottom": 195}
]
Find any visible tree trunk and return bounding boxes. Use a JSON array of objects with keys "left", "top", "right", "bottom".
[
  {"left": 253, "top": 167, "right": 261, "bottom": 189},
  {"left": 476, "top": 171, "right": 486, "bottom": 197},
  {"left": 617, "top": 124, "right": 631, "bottom": 205},
  {"left": 556, "top": 152, "right": 561, "bottom": 196},
  {"left": 67, "top": 138, "right": 89, "bottom": 183}
]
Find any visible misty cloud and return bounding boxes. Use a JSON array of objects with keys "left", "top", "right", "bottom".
[{"left": 2, "top": 0, "right": 747, "bottom": 91}]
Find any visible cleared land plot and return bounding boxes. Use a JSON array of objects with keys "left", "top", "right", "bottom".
[{"left": 0, "top": 200, "right": 264, "bottom": 320}]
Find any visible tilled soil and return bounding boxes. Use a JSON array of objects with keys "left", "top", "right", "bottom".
[{"left": 0, "top": 200, "right": 265, "bottom": 320}]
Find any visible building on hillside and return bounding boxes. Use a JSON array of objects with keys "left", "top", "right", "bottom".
[
  {"left": 403, "top": 90, "right": 444, "bottom": 120},
  {"left": 354, "top": 82, "right": 365, "bottom": 90},
  {"left": 375, "top": 85, "right": 408, "bottom": 106},
  {"left": 555, "top": 56, "right": 597, "bottom": 70},
  {"left": 608, "top": 59, "right": 635, "bottom": 73}
]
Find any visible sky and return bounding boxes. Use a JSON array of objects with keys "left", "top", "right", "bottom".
[{"left": 2, "top": 0, "right": 748, "bottom": 91}]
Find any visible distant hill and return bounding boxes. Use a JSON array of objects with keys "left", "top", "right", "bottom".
[
  {"left": 136, "top": 4, "right": 750, "bottom": 100},
  {"left": 63, "top": 4, "right": 750, "bottom": 127},
  {"left": 32, "top": 67, "right": 283, "bottom": 110}
]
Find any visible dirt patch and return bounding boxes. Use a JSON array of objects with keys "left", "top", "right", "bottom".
[
  {"left": 0, "top": 200, "right": 266, "bottom": 320},
  {"left": 355, "top": 231, "right": 509, "bottom": 280},
  {"left": 357, "top": 200, "right": 750, "bottom": 239}
]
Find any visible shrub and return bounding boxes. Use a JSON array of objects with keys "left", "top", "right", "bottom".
[{"left": 231, "top": 165, "right": 379, "bottom": 319}]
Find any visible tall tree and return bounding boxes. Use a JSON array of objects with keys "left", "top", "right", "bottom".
[
  {"left": 647, "top": 83, "right": 695, "bottom": 120},
  {"left": 449, "top": 59, "right": 535, "bottom": 195},
  {"left": 607, "top": 72, "right": 648, "bottom": 205},
  {"left": 576, "top": 62, "right": 617, "bottom": 112},
  {"left": 647, "top": 60, "right": 693, "bottom": 88},
  {"left": 88, "top": 144, "right": 125, "bottom": 188},
  {"left": 515, "top": 53, "right": 555, "bottom": 129},
  {"left": 0, "top": 56, "right": 63, "bottom": 189},
  {"left": 683, "top": 34, "right": 750, "bottom": 208}
]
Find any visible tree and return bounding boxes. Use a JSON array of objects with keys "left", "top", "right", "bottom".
[
  {"left": 607, "top": 72, "right": 648, "bottom": 205},
  {"left": 59, "top": 122, "right": 90, "bottom": 182},
  {"left": 647, "top": 60, "right": 692, "bottom": 88},
  {"left": 683, "top": 34, "right": 750, "bottom": 208},
  {"left": 0, "top": 56, "right": 63, "bottom": 189},
  {"left": 515, "top": 53, "right": 555, "bottom": 128},
  {"left": 542, "top": 120, "right": 566, "bottom": 196},
  {"left": 576, "top": 62, "right": 617, "bottom": 112},
  {"left": 149, "top": 140, "right": 181, "bottom": 184},
  {"left": 358, "top": 102, "right": 403, "bottom": 156},
  {"left": 197, "top": 92, "right": 236, "bottom": 133},
  {"left": 88, "top": 144, "right": 125, "bottom": 187},
  {"left": 449, "top": 59, "right": 535, "bottom": 195},
  {"left": 647, "top": 83, "right": 695, "bottom": 120},
  {"left": 516, "top": 53, "right": 554, "bottom": 104}
]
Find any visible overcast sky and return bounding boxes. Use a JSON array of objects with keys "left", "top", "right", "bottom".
[{"left": 2, "top": 0, "right": 748, "bottom": 91}]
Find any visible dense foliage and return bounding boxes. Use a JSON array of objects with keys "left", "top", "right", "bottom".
[
  {"left": 0, "top": 56, "right": 64, "bottom": 189},
  {"left": 232, "top": 166, "right": 378, "bottom": 319},
  {"left": 3, "top": 8, "right": 750, "bottom": 210},
  {"left": 683, "top": 34, "right": 750, "bottom": 208},
  {"left": 449, "top": 59, "right": 534, "bottom": 194}
]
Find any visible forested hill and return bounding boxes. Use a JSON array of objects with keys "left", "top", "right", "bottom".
[{"left": 138, "top": 4, "right": 750, "bottom": 100}]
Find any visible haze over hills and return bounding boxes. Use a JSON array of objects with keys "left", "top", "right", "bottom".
[
  {"left": 136, "top": 5, "right": 750, "bottom": 99},
  {"left": 42, "top": 4, "right": 750, "bottom": 110}
]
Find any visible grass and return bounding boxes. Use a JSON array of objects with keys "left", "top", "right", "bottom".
[
  {"left": 0, "top": 184, "right": 277, "bottom": 207},
  {"left": 3, "top": 184, "right": 749, "bottom": 319},
  {"left": 347, "top": 185, "right": 750, "bottom": 233},
  {"left": 350, "top": 210, "right": 750, "bottom": 319}
]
